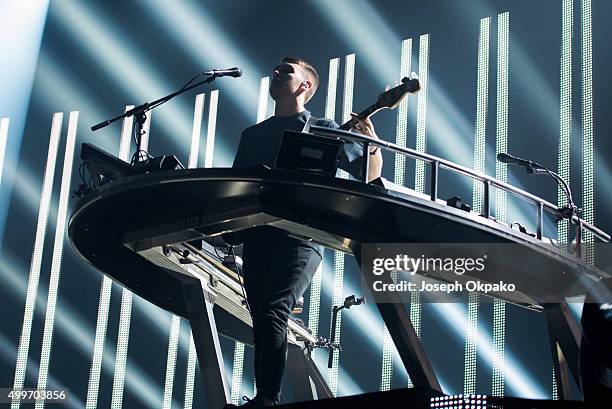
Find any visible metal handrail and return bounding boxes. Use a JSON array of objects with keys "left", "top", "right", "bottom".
[{"left": 309, "top": 125, "right": 610, "bottom": 243}]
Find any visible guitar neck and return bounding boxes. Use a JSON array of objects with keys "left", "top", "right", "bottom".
[{"left": 338, "top": 103, "right": 382, "bottom": 130}]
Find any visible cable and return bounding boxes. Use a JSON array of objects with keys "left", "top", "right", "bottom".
[
  {"left": 211, "top": 236, "right": 252, "bottom": 317},
  {"left": 211, "top": 236, "right": 226, "bottom": 259},
  {"left": 227, "top": 243, "right": 252, "bottom": 317}
]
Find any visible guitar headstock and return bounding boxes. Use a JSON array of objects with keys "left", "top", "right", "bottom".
[{"left": 376, "top": 75, "right": 421, "bottom": 110}]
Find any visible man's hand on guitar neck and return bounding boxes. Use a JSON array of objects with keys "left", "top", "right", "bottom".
[{"left": 349, "top": 112, "right": 383, "bottom": 182}]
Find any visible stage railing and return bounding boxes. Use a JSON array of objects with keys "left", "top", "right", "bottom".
[{"left": 309, "top": 125, "right": 610, "bottom": 243}]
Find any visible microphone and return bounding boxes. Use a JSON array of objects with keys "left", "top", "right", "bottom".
[
  {"left": 203, "top": 67, "right": 243, "bottom": 78},
  {"left": 497, "top": 152, "right": 546, "bottom": 174}
]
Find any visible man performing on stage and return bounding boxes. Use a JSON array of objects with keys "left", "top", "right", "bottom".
[{"left": 229, "top": 57, "right": 383, "bottom": 407}]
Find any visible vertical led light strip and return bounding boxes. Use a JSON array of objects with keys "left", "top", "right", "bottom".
[
  {"left": 257, "top": 77, "right": 270, "bottom": 123},
  {"left": 230, "top": 343, "right": 246, "bottom": 405},
  {"left": 179, "top": 93, "right": 205, "bottom": 409},
  {"left": 552, "top": 366, "right": 558, "bottom": 400},
  {"left": 140, "top": 111, "right": 152, "bottom": 153},
  {"left": 325, "top": 58, "right": 340, "bottom": 120},
  {"left": 328, "top": 249, "right": 345, "bottom": 397},
  {"left": 257, "top": 77, "right": 270, "bottom": 124},
  {"left": 307, "top": 264, "right": 323, "bottom": 337},
  {"left": 309, "top": 58, "right": 340, "bottom": 346},
  {"left": 581, "top": 0, "right": 594, "bottom": 264},
  {"left": 553, "top": 2, "right": 573, "bottom": 395},
  {"left": 381, "top": 39, "right": 413, "bottom": 392},
  {"left": 558, "top": 0, "right": 573, "bottom": 244},
  {"left": 472, "top": 17, "right": 490, "bottom": 214},
  {"left": 0, "top": 118, "right": 9, "bottom": 186},
  {"left": 464, "top": 293, "right": 479, "bottom": 395},
  {"left": 86, "top": 106, "right": 134, "bottom": 409},
  {"left": 118, "top": 106, "right": 134, "bottom": 162},
  {"left": 184, "top": 335, "right": 197, "bottom": 409},
  {"left": 394, "top": 38, "right": 412, "bottom": 186},
  {"left": 414, "top": 34, "right": 430, "bottom": 194},
  {"left": 85, "top": 280, "right": 112, "bottom": 409},
  {"left": 492, "top": 12, "right": 509, "bottom": 399},
  {"left": 380, "top": 325, "right": 393, "bottom": 391},
  {"left": 408, "top": 35, "right": 430, "bottom": 388},
  {"left": 111, "top": 107, "right": 152, "bottom": 409},
  {"left": 188, "top": 93, "right": 206, "bottom": 169},
  {"left": 85, "top": 106, "right": 133, "bottom": 409},
  {"left": 465, "top": 17, "right": 490, "bottom": 397},
  {"left": 185, "top": 92, "right": 219, "bottom": 407},
  {"left": 35, "top": 111, "right": 79, "bottom": 409},
  {"left": 310, "top": 58, "right": 339, "bottom": 335},
  {"left": 341, "top": 54, "right": 355, "bottom": 125},
  {"left": 110, "top": 272, "right": 133, "bottom": 409},
  {"left": 12, "top": 113, "right": 63, "bottom": 409},
  {"left": 328, "top": 54, "right": 355, "bottom": 397},
  {"left": 492, "top": 299, "right": 506, "bottom": 396},
  {"left": 172, "top": 94, "right": 205, "bottom": 409},
  {"left": 204, "top": 90, "right": 218, "bottom": 169},
  {"left": 228, "top": 82, "right": 268, "bottom": 402},
  {"left": 162, "top": 316, "right": 181, "bottom": 409}
]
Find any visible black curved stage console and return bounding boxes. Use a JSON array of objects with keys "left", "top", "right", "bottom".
[{"left": 69, "top": 165, "right": 610, "bottom": 408}]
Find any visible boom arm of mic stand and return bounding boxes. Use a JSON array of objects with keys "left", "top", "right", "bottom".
[
  {"left": 526, "top": 164, "right": 577, "bottom": 218},
  {"left": 91, "top": 75, "right": 217, "bottom": 132}
]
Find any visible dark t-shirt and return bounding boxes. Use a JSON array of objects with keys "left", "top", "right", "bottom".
[
  {"left": 232, "top": 110, "right": 365, "bottom": 256},
  {"left": 233, "top": 110, "right": 364, "bottom": 174}
]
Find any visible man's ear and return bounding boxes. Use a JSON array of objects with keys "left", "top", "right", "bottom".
[{"left": 300, "top": 79, "right": 312, "bottom": 91}]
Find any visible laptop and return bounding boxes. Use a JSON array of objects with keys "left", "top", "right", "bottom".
[{"left": 274, "top": 129, "right": 344, "bottom": 177}]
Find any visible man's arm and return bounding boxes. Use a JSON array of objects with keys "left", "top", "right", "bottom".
[
  {"left": 350, "top": 113, "right": 383, "bottom": 182},
  {"left": 367, "top": 147, "right": 383, "bottom": 182}
]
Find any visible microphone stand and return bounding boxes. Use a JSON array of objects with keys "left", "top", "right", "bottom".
[
  {"left": 505, "top": 156, "right": 582, "bottom": 252},
  {"left": 91, "top": 74, "right": 220, "bottom": 161},
  {"left": 525, "top": 164, "right": 579, "bottom": 220},
  {"left": 327, "top": 295, "right": 365, "bottom": 368}
]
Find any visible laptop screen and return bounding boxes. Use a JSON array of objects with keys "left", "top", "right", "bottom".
[{"left": 274, "top": 130, "right": 344, "bottom": 177}]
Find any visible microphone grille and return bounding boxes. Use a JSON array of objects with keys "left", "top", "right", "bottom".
[{"left": 497, "top": 152, "right": 510, "bottom": 161}]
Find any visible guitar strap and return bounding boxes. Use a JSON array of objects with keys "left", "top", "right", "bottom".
[{"left": 302, "top": 114, "right": 317, "bottom": 133}]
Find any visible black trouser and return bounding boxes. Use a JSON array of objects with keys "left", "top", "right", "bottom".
[{"left": 242, "top": 233, "right": 322, "bottom": 401}]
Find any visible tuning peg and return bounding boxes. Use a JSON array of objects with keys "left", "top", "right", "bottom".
[
  {"left": 410, "top": 71, "right": 419, "bottom": 80},
  {"left": 384, "top": 84, "right": 391, "bottom": 91}
]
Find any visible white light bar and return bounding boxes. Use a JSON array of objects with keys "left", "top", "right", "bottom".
[
  {"left": 472, "top": 17, "right": 490, "bottom": 214},
  {"left": 493, "top": 12, "right": 509, "bottom": 398},
  {"left": 189, "top": 93, "right": 206, "bottom": 168},
  {"left": 35, "top": 111, "right": 80, "bottom": 409},
  {"left": 12, "top": 112, "right": 63, "bottom": 409},
  {"left": 329, "top": 54, "right": 355, "bottom": 396},
  {"left": 184, "top": 332, "right": 197, "bottom": 409},
  {"left": 325, "top": 58, "right": 340, "bottom": 121},
  {"left": 230, "top": 342, "right": 246, "bottom": 405},
  {"left": 204, "top": 90, "right": 218, "bottom": 168},
  {"left": 557, "top": 0, "right": 573, "bottom": 244},
  {"left": 581, "top": 0, "right": 594, "bottom": 263},
  {"left": 0, "top": 117, "right": 9, "bottom": 186},
  {"left": 162, "top": 316, "right": 181, "bottom": 409},
  {"left": 86, "top": 107, "right": 133, "bottom": 409},
  {"left": 414, "top": 34, "right": 430, "bottom": 194},
  {"left": 257, "top": 77, "right": 270, "bottom": 124},
  {"left": 394, "top": 38, "right": 412, "bottom": 186}
]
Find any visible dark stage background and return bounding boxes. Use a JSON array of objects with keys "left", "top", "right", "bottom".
[{"left": 1, "top": 0, "right": 610, "bottom": 407}]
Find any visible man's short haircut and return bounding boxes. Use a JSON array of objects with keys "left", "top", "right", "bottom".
[{"left": 280, "top": 56, "right": 319, "bottom": 103}]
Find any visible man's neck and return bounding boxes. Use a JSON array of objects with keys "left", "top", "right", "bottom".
[{"left": 273, "top": 97, "right": 305, "bottom": 117}]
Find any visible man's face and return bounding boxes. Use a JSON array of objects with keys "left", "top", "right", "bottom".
[{"left": 269, "top": 63, "right": 308, "bottom": 101}]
